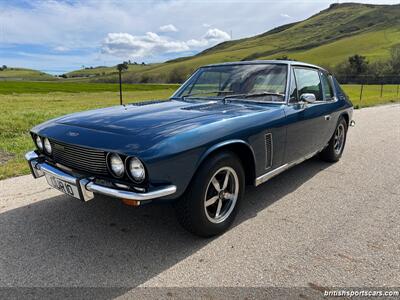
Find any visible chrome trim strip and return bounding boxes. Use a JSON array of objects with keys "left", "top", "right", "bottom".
[
  {"left": 85, "top": 182, "right": 177, "bottom": 201},
  {"left": 25, "top": 151, "right": 39, "bottom": 161},
  {"left": 255, "top": 163, "right": 288, "bottom": 186},
  {"left": 255, "top": 148, "right": 322, "bottom": 186},
  {"left": 25, "top": 151, "right": 177, "bottom": 202},
  {"left": 25, "top": 151, "right": 45, "bottom": 178},
  {"left": 284, "top": 64, "right": 291, "bottom": 104},
  {"left": 38, "top": 162, "right": 78, "bottom": 185}
]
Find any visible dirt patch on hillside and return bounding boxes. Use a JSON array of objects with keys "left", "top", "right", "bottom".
[{"left": 0, "top": 150, "right": 14, "bottom": 165}]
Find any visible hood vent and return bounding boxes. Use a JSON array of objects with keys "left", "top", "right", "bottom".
[
  {"left": 129, "top": 100, "right": 167, "bottom": 106},
  {"left": 181, "top": 103, "right": 236, "bottom": 112}
]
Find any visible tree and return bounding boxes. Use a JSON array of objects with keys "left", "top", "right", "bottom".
[
  {"left": 275, "top": 55, "right": 292, "bottom": 61},
  {"left": 348, "top": 54, "right": 368, "bottom": 74},
  {"left": 117, "top": 62, "right": 129, "bottom": 105},
  {"left": 167, "top": 67, "right": 188, "bottom": 83}
]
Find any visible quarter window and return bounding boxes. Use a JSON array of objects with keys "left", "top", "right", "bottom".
[
  {"left": 293, "top": 68, "right": 323, "bottom": 101},
  {"left": 320, "top": 72, "right": 334, "bottom": 100}
]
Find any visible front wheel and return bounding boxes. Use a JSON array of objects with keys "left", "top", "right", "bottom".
[
  {"left": 175, "top": 151, "right": 245, "bottom": 237},
  {"left": 319, "top": 116, "right": 348, "bottom": 162}
]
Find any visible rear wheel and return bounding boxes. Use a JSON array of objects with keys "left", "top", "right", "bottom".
[
  {"left": 175, "top": 151, "right": 245, "bottom": 237},
  {"left": 319, "top": 116, "right": 348, "bottom": 162}
]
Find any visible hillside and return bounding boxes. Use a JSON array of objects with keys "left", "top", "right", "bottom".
[
  {"left": 0, "top": 67, "right": 56, "bottom": 81},
  {"left": 65, "top": 63, "right": 162, "bottom": 78},
  {"left": 81, "top": 2, "right": 400, "bottom": 83}
]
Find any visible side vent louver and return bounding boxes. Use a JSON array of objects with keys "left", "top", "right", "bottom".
[{"left": 265, "top": 133, "right": 273, "bottom": 169}]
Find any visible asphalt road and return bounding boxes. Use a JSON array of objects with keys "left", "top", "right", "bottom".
[{"left": 0, "top": 104, "right": 399, "bottom": 298}]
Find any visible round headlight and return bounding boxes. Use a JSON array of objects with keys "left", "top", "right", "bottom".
[
  {"left": 109, "top": 153, "right": 125, "bottom": 177},
  {"left": 128, "top": 157, "right": 145, "bottom": 182},
  {"left": 35, "top": 136, "right": 43, "bottom": 150},
  {"left": 44, "top": 138, "right": 52, "bottom": 154}
]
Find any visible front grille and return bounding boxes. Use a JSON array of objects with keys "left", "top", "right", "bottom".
[{"left": 50, "top": 140, "right": 108, "bottom": 175}]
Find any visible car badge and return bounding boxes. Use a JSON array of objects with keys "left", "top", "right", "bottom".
[{"left": 67, "top": 131, "right": 79, "bottom": 137}]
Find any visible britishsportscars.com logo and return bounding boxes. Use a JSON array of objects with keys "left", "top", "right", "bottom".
[{"left": 324, "top": 289, "right": 399, "bottom": 298}]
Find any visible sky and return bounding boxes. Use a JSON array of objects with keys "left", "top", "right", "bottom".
[{"left": 0, "top": 0, "right": 398, "bottom": 74}]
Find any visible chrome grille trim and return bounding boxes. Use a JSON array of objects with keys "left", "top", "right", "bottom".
[{"left": 50, "top": 140, "right": 108, "bottom": 175}]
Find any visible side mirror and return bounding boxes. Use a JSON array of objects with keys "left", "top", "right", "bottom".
[{"left": 300, "top": 93, "right": 316, "bottom": 104}]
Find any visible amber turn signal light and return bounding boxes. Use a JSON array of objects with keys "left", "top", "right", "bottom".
[{"left": 121, "top": 199, "right": 141, "bottom": 207}]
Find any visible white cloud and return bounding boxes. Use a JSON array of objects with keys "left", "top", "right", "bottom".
[
  {"left": 102, "top": 32, "right": 189, "bottom": 58},
  {"left": 101, "top": 27, "right": 231, "bottom": 58},
  {"left": 202, "top": 23, "right": 212, "bottom": 28},
  {"left": 159, "top": 24, "right": 178, "bottom": 32},
  {"left": 280, "top": 13, "right": 291, "bottom": 18},
  {"left": 186, "top": 39, "right": 208, "bottom": 48},
  {"left": 203, "top": 28, "right": 231, "bottom": 41}
]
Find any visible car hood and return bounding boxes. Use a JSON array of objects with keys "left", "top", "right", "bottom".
[
  {"left": 33, "top": 99, "right": 280, "bottom": 156},
  {"left": 53, "top": 99, "right": 263, "bottom": 136}
]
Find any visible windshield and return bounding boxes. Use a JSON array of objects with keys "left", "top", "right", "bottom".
[{"left": 175, "top": 64, "right": 287, "bottom": 102}]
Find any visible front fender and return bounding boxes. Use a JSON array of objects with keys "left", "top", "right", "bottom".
[
  {"left": 145, "top": 139, "right": 256, "bottom": 200},
  {"left": 196, "top": 139, "right": 256, "bottom": 170}
]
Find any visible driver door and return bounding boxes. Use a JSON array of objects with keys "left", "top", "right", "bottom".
[{"left": 284, "top": 67, "right": 332, "bottom": 163}]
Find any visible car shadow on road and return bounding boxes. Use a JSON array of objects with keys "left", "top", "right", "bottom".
[{"left": 0, "top": 157, "right": 331, "bottom": 298}]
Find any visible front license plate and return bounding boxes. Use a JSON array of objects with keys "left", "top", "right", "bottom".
[{"left": 45, "top": 174, "right": 82, "bottom": 200}]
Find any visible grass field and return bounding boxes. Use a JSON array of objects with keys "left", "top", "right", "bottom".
[
  {"left": 344, "top": 84, "right": 400, "bottom": 108},
  {"left": 0, "top": 81, "right": 180, "bottom": 94},
  {"left": 0, "top": 82, "right": 398, "bottom": 180},
  {"left": 0, "top": 84, "right": 178, "bottom": 179}
]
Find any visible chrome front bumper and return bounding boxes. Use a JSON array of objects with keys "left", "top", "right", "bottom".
[{"left": 25, "top": 151, "right": 177, "bottom": 202}]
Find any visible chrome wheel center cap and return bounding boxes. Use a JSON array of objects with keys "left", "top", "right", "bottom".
[{"left": 218, "top": 190, "right": 225, "bottom": 199}]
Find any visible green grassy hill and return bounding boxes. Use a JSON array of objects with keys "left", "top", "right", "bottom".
[
  {"left": 0, "top": 67, "right": 56, "bottom": 81},
  {"left": 86, "top": 3, "right": 400, "bottom": 83}
]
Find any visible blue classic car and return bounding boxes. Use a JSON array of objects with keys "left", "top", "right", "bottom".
[{"left": 26, "top": 60, "right": 354, "bottom": 237}]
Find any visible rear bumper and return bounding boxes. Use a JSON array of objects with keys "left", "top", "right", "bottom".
[{"left": 25, "top": 151, "right": 177, "bottom": 202}]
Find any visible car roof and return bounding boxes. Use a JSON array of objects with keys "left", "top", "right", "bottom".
[{"left": 203, "top": 60, "right": 328, "bottom": 72}]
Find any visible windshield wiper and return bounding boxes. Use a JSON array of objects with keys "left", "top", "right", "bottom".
[
  {"left": 223, "top": 92, "right": 285, "bottom": 103},
  {"left": 182, "top": 90, "right": 235, "bottom": 100}
]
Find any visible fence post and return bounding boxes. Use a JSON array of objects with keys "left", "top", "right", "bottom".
[
  {"left": 359, "top": 84, "right": 364, "bottom": 102},
  {"left": 380, "top": 84, "right": 383, "bottom": 98}
]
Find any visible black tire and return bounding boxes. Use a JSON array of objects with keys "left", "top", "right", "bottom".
[
  {"left": 175, "top": 151, "right": 245, "bottom": 237},
  {"left": 319, "top": 116, "right": 348, "bottom": 162}
]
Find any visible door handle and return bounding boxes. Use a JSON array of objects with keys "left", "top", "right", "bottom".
[{"left": 324, "top": 115, "right": 331, "bottom": 121}]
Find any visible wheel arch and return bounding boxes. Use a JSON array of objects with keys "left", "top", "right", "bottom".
[
  {"left": 196, "top": 140, "right": 257, "bottom": 186},
  {"left": 340, "top": 112, "right": 349, "bottom": 127}
]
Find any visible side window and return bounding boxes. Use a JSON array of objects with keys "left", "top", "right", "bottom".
[
  {"left": 289, "top": 69, "right": 298, "bottom": 103},
  {"left": 293, "top": 68, "right": 323, "bottom": 101},
  {"left": 320, "top": 72, "right": 334, "bottom": 100}
]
